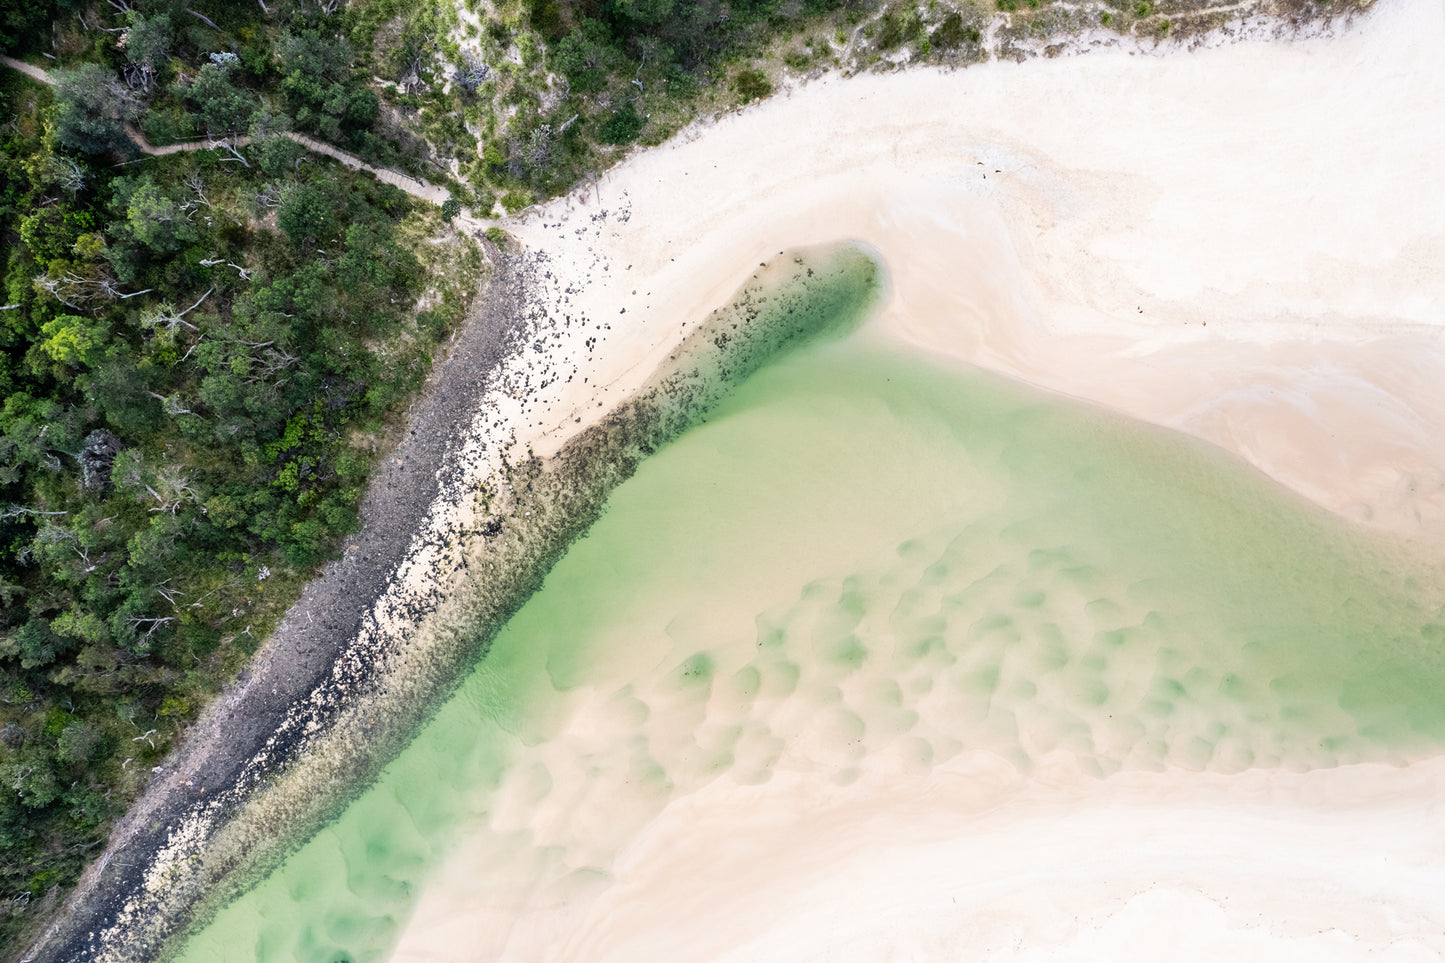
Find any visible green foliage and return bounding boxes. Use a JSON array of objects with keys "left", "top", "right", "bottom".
[
  {"left": 929, "top": 13, "right": 983, "bottom": 48},
  {"left": 526, "top": 0, "right": 566, "bottom": 41},
  {"left": 598, "top": 103, "right": 644, "bottom": 145},
  {"left": 122, "top": 13, "right": 172, "bottom": 70},
  {"left": 733, "top": 68, "right": 773, "bottom": 104},
  {"left": 37, "top": 314, "right": 105, "bottom": 366},
  {"left": 876, "top": 6, "right": 923, "bottom": 50},
  {"left": 121, "top": 176, "right": 195, "bottom": 253},
  {"left": 52, "top": 64, "right": 142, "bottom": 154},
  {"left": 615, "top": 0, "right": 678, "bottom": 27},
  {"left": 1134, "top": 0, "right": 1152, "bottom": 14},
  {"left": 277, "top": 28, "right": 378, "bottom": 142},
  {"left": 55, "top": 719, "right": 103, "bottom": 763},
  {"left": 440, "top": 197, "right": 462, "bottom": 221},
  {"left": 551, "top": 19, "right": 619, "bottom": 93},
  {"left": 0, "top": 0, "right": 68, "bottom": 55},
  {"left": 501, "top": 189, "right": 533, "bottom": 213},
  {"left": 0, "top": 27, "right": 481, "bottom": 941},
  {"left": 252, "top": 131, "right": 307, "bottom": 179},
  {"left": 278, "top": 179, "right": 340, "bottom": 245},
  {"left": 181, "top": 62, "right": 258, "bottom": 136}
]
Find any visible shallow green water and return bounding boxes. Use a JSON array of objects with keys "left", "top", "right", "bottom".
[{"left": 176, "top": 323, "right": 1445, "bottom": 963}]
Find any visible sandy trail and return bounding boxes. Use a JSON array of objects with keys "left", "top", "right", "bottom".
[
  {"left": 387, "top": 0, "right": 1445, "bottom": 958},
  {"left": 0, "top": 54, "right": 457, "bottom": 209}
]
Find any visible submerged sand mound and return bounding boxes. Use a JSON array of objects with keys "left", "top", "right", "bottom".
[{"left": 381, "top": 334, "right": 1445, "bottom": 962}]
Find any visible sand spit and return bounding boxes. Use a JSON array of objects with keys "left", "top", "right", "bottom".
[
  {"left": 506, "top": 0, "right": 1445, "bottom": 539},
  {"left": 393, "top": 753, "right": 1445, "bottom": 961}
]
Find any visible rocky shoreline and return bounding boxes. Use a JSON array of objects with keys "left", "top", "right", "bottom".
[{"left": 17, "top": 246, "right": 529, "bottom": 963}]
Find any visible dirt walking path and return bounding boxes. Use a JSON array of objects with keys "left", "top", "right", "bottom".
[{"left": 1, "top": 54, "right": 467, "bottom": 214}]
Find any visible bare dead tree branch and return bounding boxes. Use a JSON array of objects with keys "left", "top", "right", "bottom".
[
  {"left": 254, "top": 183, "right": 284, "bottom": 208},
  {"left": 183, "top": 171, "right": 212, "bottom": 208},
  {"left": 186, "top": 8, "right": 221, "bottom": 31},
  {"left": 78, "top": 12, "right": 125, "bottom": 33},
  {"left": 211, "top": 139, "right": 251, "bottom": 167},
  {"left": 0, "top": 505, "right": 68, "bottom": 521}
]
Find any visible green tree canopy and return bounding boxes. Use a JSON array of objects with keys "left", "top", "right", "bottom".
[
  {"left": 51, "top": 64, "right": 142, "bottom": 154},
  {"left": 121, "top": 12, "right": 172, "bottom": 70},
  {"left": 551, "top": 19, "right": 620, "bottom": 93},
  {"left": 38, "top": 314, "right": 106, "bottom": 367},
  {"left": 182, "top": 62, "right": 257, "bottom": 136},
  {"left": 121, "top": 176, "right": 194, "bottom": 253},
  {"left": 276, "top": 29, "right": 377, "bottom": 141},
  {"left": 278, "top": 180, "right": 339, "bottom": 246}
]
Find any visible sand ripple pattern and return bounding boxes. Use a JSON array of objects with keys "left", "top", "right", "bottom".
[{"left": 176, "top": 332, "right": 1445, "bottom": 963}]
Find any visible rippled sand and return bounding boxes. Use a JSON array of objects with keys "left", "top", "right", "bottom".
[{"left": 176, "top": 324, "right": 1445, "bottom": 962}]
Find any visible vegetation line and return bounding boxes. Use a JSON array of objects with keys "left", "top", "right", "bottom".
[{"left": 1, "top": 54, "right": 465, "bottom": 213}]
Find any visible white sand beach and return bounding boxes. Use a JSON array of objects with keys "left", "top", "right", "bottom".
[
  {"left": 394, "top": 756, "right": 1445, "bottom": 961},
  {"left": 377, "top": 0, "right": 1445, "bottom": 958},
  {"left": 484, "top": 0, "right": 1445, "bottom": 540}
]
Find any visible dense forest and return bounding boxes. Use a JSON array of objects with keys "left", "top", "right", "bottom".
[
  {"left": 0, "top": 1, "right": 484, "bottom": 946},
  {"left": 0, "top": 0, "right": 1210, "bottom": 949}
]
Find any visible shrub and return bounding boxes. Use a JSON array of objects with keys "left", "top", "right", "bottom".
[
  {"left": 551, "top": 19, "right": 619, "bottom": 93},
  {"left": 876, "top": 8, "right": 908, "bottom": 49},
  {"left": 56, "top": 720, "right": 103, "bottom": 764},
  {"left": 182, "top": 62, "right": 259, "bottom": 136},
  {"left": 931, "top": 13, "right": 969, "bottom": 50},
  {"left": 598, "top": 103, "right": 644, "bottom": 145},
  {"left": 733, "top": 68, "right": 772, "bottom": 104},
  {"left": 278, "top": 180, "right": 340, "bottom": 246},
  {"left": 500, "top": 189, "right": 533, "bottom": 213}
]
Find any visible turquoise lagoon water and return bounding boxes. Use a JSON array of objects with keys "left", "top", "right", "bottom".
[{"left": 175, "top": 303, "right": 1445, "bottom": 962}]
